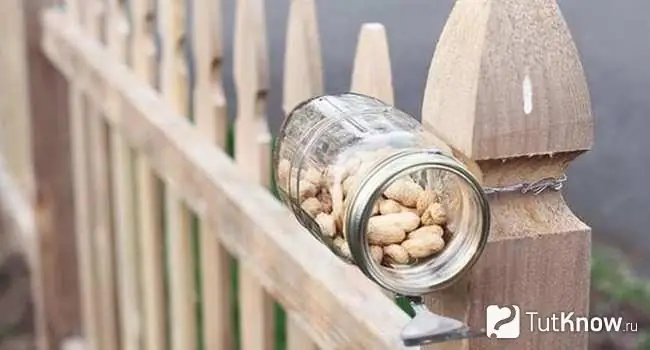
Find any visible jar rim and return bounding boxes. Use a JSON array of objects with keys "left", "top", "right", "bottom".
[{"left": 344, "top": 149, "right": 491, "bottom": 296}]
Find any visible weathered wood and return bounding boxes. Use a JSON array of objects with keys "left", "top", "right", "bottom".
[
  {"left": 422, "top": 0, "right": 593, "bottom": 160},
  {"left": 106, "top": 1, "right": 142, "bottom": 349},
  {"left": 41, "top": 10, "right": 414, "bottom": 348},
  {"left": 283, "top": 0, "right": 322, "bottom": 113},
  {"left": 64, "top": 1, "right": 102, "bottom": 348},
  {"left": 234, "top": 0, "right": 275, "bottom": 349},
  {"left": 82, "top": 2, "right": 120, "bottom": 349},
  {"left": 0, "top": 0, "right": 34, "bottom": 195},
  {"left": 131, "top": 0, "right": 166, "bottom": 349},
  {"left": 158, "top": 0, "right": 196, "bottom": 348},
  {"left": 282, "top": 0, "right": 322, "bottom": 347},
  {"left": 23, "top": 0, "right": 80, "bottom": 347},
  {"left": 350, "top": 23, "right": 394, "bottom": 105},
  {"left": 192, "top": 0, "right": 234, "bottom": 348},
  {"left": 421, "top": 0, "right": 593, "bottom": 349}
]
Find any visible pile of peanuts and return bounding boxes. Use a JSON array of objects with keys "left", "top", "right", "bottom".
[{"left": 278, "top": 150, "right": 451, "bottom": 267}]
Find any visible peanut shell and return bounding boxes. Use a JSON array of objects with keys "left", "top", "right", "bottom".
[
  {"left": 368, "top": 212, "right": 420, "bottom": 233},
  {"left": 367, "top": 224, "right": 406, "bottom": 245},
  {"left": 401, "top": 234, "right": 445, "bottom": 258},
  {"left": 315, "top": 213, "right": 336, "bottom": 237},
  {"left": 421, "top": 202, "right": 447, "bottom": 226},
  {"left": 384, "top": 179, "right": 423, "bottom": 207},
  {"left": 301, "top": 197, "right": 322, "bottom": 216},
  {"left": 383, "top": 244, "right": 410, "bottom": 265}
]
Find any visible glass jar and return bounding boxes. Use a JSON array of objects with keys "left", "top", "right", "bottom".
[{"left": 273, "top": 93, "right": 490, "bottom": 296}]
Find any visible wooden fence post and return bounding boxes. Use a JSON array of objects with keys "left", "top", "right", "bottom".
[
  {"left": 283, "top": 0, "right": 322, "bottom": 348},
  {"left": 192, "top": 0, "right": 235, "bottom": 348},
  {"left": 158, "top": 0, "right": 197, "bottom": 348},
  {"left": 23, "top": 0, "right": 81, "bottom": 347},
  {"left": 421, "top": 0, "right": 593, "bottom": 349},
  {"left": 131, "top": 0, "right": 167, "bottom": 348},
  {"left": 106, "top": 0, "right": 142, "bottom": 349},
  {"left": 234, "top": 0, "right": 275, "bottom": 348}
]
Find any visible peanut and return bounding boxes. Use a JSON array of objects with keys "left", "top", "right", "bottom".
[
  {"left": 408, "top": 225, "right": 444, "bottom": 240},
  {"left": 299, "top": 179, "right": 319, "bottom": 200},
  {"left": 421, "top": 202, "right": 447, "bottom": 226},
  {"left": 370, "top": 245, "right": 384, "bottom": 265},
  {"left": 342, "top": 175, "right": 359, "bottom": 197},
  {"left": 416, "top": 190, "right": 439, "bottom": 216},
  {"left": 367, "top": 224, "right": 406, "bottom": 245},
  {"left": 383, "top": 244, "right": 410, "bottom": 265},
  {"left": 371, "top": 202, "right": 380, "bottom": 216},
  {"left": 369, "top": 212, "right": 420, "bottom": 233},
  {"left": 301, "top": 197, "right": 322, "bottom": 216},
  {"left": 379, "top": 199, "right": 402, "bottom": 215},
  {"left": 317, "top": 189, "right": 333, "bottom": 214},
  {"left": 315, "top": 213, "right": 336, "bottom": 237},
  {"left": 401, "top": 234, "right": 445, "bottom": 258},
  {"left": 384, "top": 179, "right": 423, "bottom": 207},
  {"left": 278, "top": 158, "right": 291, "bottom": 182},
  {"left": 334, "top": 237, "right": 352, "bottom": 260},
  {"left": 303, "top": 167, "right": 322, "bottom": 186}
]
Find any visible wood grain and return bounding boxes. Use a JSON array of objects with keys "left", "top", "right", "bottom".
[
  {"left": 192, "top": 0, "right": 234, "bottom": 348},
  {"left": 24, "top": 0, "right": 81, "bottom": 347},
  {"left": 40, "top": 11, "right": 414, "bottom": 348},
  {"left": 421, "top": 0, "right": 593, "bottom": 349},
  {"left": 234, "top": 0, "right": 275, "bottom": 348},
  {"left": 106, "top": 1, "right": 142, "bottom": 349},
  {"left": 158, "top": 0, "right": 196, "bottom": 348},
  {"left": 350, "top": 23, "right": 394, "bottom": 105},
  {"left": 282, "top": 0, "right": 322, "bottom": 347},
  {"left": 422, "top": 0, "right": 593, "bottom": 161},
  {"left": 130, "top": 0, "right": 167, "bottom": 349}
]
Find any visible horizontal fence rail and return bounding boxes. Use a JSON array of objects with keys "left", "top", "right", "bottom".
[{"left": 40, "top": 8, "right": 413, "bottom": 349}]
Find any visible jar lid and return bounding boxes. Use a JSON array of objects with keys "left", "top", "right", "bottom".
[{"left": 344, "top": 149, "right": 491, "bottom": 296}]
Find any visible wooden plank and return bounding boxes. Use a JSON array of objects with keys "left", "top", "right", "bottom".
[
  {"left": 350, "top": 23, "right": 393, "bottom": 105},
  {"left": 421, "top": 0, "right": 593, "bottom": 349},
  {"left": 233, "top": 0, "right": 275, "bottom": 348},
  {"left": 0, "top": 0, "right": 34, "bottom": 195},
  {"left": 106, "top": 1, "right": 142, "bottom": 349},
  {"left": 82, "top": 2, "right": 120, "bottom": 349},
  {"left": 130, "top": 0, "right": 167, "bottom": 349},
  {"left": 23, "top": 0, "right": 81, "bottom": 347},
  {"left": 191, "top": 0, "right": 233, "bottom": 348},
  {"left": 41, "top": 12, "right": 415, "bottom": 348},
  {"left": 65, "top": 2, "right": 102, "bottom": 348},
  {"left": 158, "top": 0, "right": 196, "bottom": 349},
  {"left": 282, "top": 0, "right": 321, "bottom": 347}
]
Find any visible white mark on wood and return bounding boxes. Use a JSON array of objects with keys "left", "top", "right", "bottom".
[{"left": 523, "top": 73, "right": 533, "bottom": 115}]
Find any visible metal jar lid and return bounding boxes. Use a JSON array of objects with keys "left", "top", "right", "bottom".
[{"left": 344, "top": 149, "right": 491, "bottom": 296}]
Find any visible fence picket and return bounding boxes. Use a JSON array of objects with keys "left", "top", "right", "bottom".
[
  {"left": 158, "top": 0, "right": 197, "bottom": 349},
  {"left": 282, "top": 0, "right": 322, "bottom": 348},
  {"left": 106, "top": 0, "right": 141, "bottom": 349},
  {"left": 131, "top": 0, "right": 166, "bottom": 349},
  {"left": 350, "top": 23, "right": 394, "bottom": 105},
  {"left": 82, "top": 1, "right": 120, "bottom": 349},
  {"left": 234, "top": 0, "right": 275, "bottom": 348},
  {"left": 191, "top": 0, "right": 234, "bottom": 348},
  {"left": 66, "top": 0, "right": 100, "bottom": 348}
]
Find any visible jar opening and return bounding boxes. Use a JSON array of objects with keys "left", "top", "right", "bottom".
[{"left": 345, "top": 150, "right": 490, "bottom": 296}]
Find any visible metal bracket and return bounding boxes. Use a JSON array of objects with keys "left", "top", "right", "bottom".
[{"left": 400, "top": 296, "right": 486, "bottom": 347}]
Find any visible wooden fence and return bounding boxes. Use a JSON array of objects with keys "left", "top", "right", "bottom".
[{"left": 0, "top": 0, "right": 594, "bottom": 349}]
